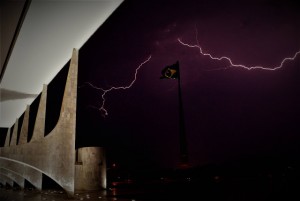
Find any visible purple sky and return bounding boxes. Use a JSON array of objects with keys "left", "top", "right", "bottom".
[{"left": 76, "top": 0, "right": 300, "bottom": 170}]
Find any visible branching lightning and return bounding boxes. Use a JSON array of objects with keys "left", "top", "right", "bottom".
[
  {"left": 178, "top": 29, "right": 300, "bottom": 71},
  {"left": 81, "top": 55, "right": 152, "bottom": 116}
]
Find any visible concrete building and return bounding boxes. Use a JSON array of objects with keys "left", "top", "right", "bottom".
[
  {"left": 0, "top": 0, "right": 123, "bottom": 196},
  {"left": 0, "top": 49, "right": 106, "bottom": 196}
]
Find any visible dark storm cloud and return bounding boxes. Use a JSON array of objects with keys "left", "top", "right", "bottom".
[{"left": 77, "top": 0, "right": 300, "bottom": 169}]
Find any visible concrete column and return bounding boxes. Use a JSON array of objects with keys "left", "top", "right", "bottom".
[
  {"left": 18, "top": 105, "right": 29, "bottom": 145},
  {"left": 10, "top": 119, "right": 18, "bottom": 146},
  {"left": 43, "top": 48, "right": 78, "bottom": 196},
  {"left": 31, "top": 84, "right": 47, "bottom": 142},
  {"left": 4, "top": 128, "right": 11, "bottom": 147},
  {"left": 75, "top": 147, "right": 106, "bottom": 191}
]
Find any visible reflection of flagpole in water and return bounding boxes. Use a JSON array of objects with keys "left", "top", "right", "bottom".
[{"left": 160, "top": 61, "right": 189, "bottom": 168}]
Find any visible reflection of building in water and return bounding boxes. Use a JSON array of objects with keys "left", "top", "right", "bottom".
[{"left": 0, "top": 49, "right": 106, "bottom": 196}]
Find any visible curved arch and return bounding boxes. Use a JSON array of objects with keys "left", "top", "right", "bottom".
[
  {"left": 0, "top": 157, "right": 42, "bottom": 190},
  {"left": 0, "top": 174, "right": 13, "bottom": 187},
  {"left": 0, "top": 157, "right": 69, "bottom": 191},
  {"left": 0, "top": 167, "right": 24, "bottom": 188},
  {"left": 0, "top": 177, "right": 5, "bottom": 186}
]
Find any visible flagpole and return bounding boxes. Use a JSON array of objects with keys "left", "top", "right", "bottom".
[
  {"left": 160, "top": 61, "right": 189, "bottom": 168},
  {"left": 177, "top": 62, "right": 189, "bottom": 167}
]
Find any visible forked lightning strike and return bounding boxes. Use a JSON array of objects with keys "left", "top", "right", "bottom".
[
  {"left": 83, "top": 55, "right": 152, "bottom": 116},
  {"left": 178, "top": 34, "right": 300, "bottom": 71}
]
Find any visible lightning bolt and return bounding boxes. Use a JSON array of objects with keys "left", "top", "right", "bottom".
[
  {"left": 81, "top": 55, "right": 152, "bottom": 117},
  {"left": 178, "top": 29, "right": 300, "bottom": 71}
]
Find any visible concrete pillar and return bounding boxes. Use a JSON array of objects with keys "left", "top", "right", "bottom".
[
  {"left": 4, "top": 128, "right": 11, "bottom": 147},
  {"left": 31, "top": 84, "right": 47, "bottom": 142},
  {"left": 43, "top": 48, "right": 78, "bottom": 196},
  {"left": 18, "top": 105, "right": 29, "bottom": 145},
  {"left": 10, "top": 119, "right": 18, "bottom": 146},
  {"left": 75, "top": 147, "right": 106, "bottom": 191}
]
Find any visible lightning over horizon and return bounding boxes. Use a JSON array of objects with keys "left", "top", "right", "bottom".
[
  {"left": 81, "top": 55, "right": 152, "bottom": 117},
  {"left": 178, "top": 30, "right": 300, "bottom": 71}
]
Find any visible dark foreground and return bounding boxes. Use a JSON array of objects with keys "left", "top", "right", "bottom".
[
  {"left": 1, "top": 176, "right": 299, "bottom": 201},
  {"left": 0, "top": 188, "right": 121, "bottom": 201},
  {"left": 1, "top": 159, "right": 300, "bottom": 201}
]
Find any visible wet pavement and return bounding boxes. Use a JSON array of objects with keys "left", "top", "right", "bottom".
[
  {"left": 1, "top": 176, "right": 300, "bottom": 201},
  {"left": 0, "top": 188, "right": 137, "bottom": 201}
]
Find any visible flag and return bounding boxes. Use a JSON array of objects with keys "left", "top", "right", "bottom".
[{"left": 160, "top": 61, "right": 179, "bottom": 79}]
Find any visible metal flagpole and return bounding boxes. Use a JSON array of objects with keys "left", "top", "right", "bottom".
[{"left": 177, "top": 62, "right": 189, "bottom": 168}]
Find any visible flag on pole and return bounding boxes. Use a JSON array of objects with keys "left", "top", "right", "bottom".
[
  {"left": 160, "top": 60, "right": 189, "bottom": 168},
  {"left": 160, "top": 61, "right": 179, "bottom": 79}
]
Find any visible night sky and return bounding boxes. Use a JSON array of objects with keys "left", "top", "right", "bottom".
[{"left": 75, "top": 0, "right": 300, "bottom": 170}]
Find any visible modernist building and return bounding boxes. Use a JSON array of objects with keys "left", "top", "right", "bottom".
[{"left": 0, "top": 0, "right": 124, "bottom": 196}]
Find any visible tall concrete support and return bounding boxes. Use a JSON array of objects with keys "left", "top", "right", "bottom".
[
  {"left": 9, "top": 119, "right": 18, "bottom": 146},
  {"left": 19, "top": 105, "right": 29, "bottom": 145},
  {"left": 42, "top": 48, "right": 78, "bottom": 195},
  {"left": 0, "top": 49, "right": 78, "bottom": 196},
  {"left": 4, "top": 128, "right": 11, "bottom": 147},
  {"left": 75, "top": 147, "right": 106, "bottom": 191},
  {"left": 31, "top": 84, "right": 47, "bottom": 142}
]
